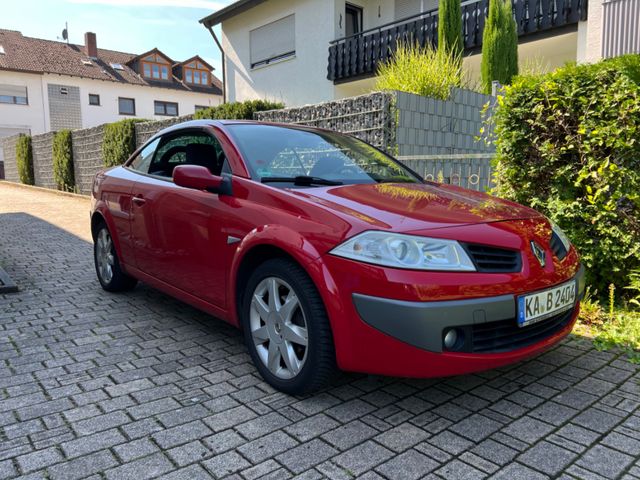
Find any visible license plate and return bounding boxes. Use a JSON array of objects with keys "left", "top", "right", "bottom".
[{"left": 517, "top": 280, "right": 576, "bottom": 327}]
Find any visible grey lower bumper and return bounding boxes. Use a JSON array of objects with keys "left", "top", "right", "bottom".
[{"left": 353, "top": 265, "right": 586, "bottom": 353}]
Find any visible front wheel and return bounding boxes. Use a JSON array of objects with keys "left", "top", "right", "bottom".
[
  {"left": 94, "top": 223, "right": 137, "bottom": 292},
  {"left": 241, "top": 258, "right": 336, "bottom": 395}
]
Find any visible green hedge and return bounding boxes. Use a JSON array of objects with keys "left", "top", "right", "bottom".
[
  {"left": 102, "top": 119, "right": 145, "bottom": 167},
  {"left": 52, "top": 130, "right": 74, "bottom": 191},
  {"left": 492, "top": 55, "right": 640, "bottom": 295},
  {"left": 15, "top": 134, "right": 34, "bottom": 185},
  {"left": 193, "top": 99, "right": 283, "bottom": 120}
]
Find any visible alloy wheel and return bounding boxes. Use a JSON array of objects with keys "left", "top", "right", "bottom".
[
  {"left": 96, "top": 228, "right": 115, "bottom": 284},
  {"left": 249, "top": 276, "right": 309, "bottom": 379}
]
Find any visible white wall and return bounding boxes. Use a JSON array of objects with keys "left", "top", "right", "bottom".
[
  {"left": 0, "top": 70, "right": 48, "bottom": 135},
  {"left": 41, "top": 74, "right": 222, "bottom": 129},
  {"left": 0, "top": 70, "right": 222, "bottom": 137},
  {"left": 222, "top": 0, "right": 341, "bottom": 106}
]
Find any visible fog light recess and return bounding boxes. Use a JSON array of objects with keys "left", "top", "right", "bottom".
[{"left": 443, "top": 328, "right": 463, "bottom": 351}]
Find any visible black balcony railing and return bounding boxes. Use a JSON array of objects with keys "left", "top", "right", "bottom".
[{"left": 327, "top": 0, "right": 588, "bottom": 82}]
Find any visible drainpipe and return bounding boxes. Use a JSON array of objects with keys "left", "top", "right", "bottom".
[{"left": 206, "top": 25, "right": 227, "bottom": 104}]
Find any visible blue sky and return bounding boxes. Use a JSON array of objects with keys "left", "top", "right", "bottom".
[{"left": 2, "top": 0, "right": 236, "bottom": 76}]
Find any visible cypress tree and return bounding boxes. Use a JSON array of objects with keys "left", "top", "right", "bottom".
[
  {"left": 438, "top": 0, "right": 463, "bottom": 60},
  {"left": 480, "top": 0, "right": 518, "bottom": 94}
]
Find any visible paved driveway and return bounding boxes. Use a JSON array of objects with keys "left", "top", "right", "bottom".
[{"left": 0, "top": 181, "right": 639, "bottom": 480}]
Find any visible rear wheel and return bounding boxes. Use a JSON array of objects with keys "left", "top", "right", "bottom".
[
  {"left": 241, "top": 258, "right": 336, "bottom": 394},
  {"left": 94, "top": 223, "right": 137, "bottom": 292}
]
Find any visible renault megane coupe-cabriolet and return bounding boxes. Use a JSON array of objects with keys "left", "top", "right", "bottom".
[{"left": 91, "top": 120, "right": 585, "bottom": 394}]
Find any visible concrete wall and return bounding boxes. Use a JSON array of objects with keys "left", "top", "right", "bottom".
[{"left": 32, "top": 132, "right": 56, "bottom": 190}]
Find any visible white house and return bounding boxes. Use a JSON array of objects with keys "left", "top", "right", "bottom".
[
  {"left": 0, "top": 30, "right": 223, "bottom": 164},
  {"left": 200, "top": 0, "right": 640, "bottom": 107}
]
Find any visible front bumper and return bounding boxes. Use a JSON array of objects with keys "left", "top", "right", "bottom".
[{"left": 353, "top": 265, "right": 586, "bottom": 354}]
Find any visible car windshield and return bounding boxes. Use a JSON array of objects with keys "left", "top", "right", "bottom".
[{"left": 225, "top": 124, "right": 421, "bottom": 187}]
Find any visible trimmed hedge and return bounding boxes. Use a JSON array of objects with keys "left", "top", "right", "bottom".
[
  {"left": 16, "top": 134, "right": 34, "bottom": 185},
  {"left": 52, "top": 130, "right": 74, "bottom": 191},
  {"left": 492, "top": 55, "right": 640, "bottom": 295},
  {"left": 102, "top": 119, "right": 146, "bottom": 167},
  {"left": 193, "top": 99, "right": 283, "bottom": 120}
]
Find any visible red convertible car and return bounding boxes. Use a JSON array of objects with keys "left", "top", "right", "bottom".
[{"left": 91, "top": 120, "right": 585, "bottom": 394}]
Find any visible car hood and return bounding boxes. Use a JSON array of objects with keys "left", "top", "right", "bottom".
[{"left": 290, "top": 182, "right": 543, "bottom": 232}]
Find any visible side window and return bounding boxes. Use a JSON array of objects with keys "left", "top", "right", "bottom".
[
  {"left": 129, "top": 138, "right": 160, "bottom": 173},
  {"left": 147, "top": 132, "right": 227, "bottom": 178}
]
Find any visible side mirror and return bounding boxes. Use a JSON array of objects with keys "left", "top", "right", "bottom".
[{"left": 173, "top": 165, "right": 231, "bottom": 195}]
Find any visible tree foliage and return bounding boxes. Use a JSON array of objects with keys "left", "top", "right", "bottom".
[
  {"left": 15, "top": 134, "right": 34, "bottom": 185},
  {"left": 491, "top": 55, "right": 640, "bottom": 295},
  {"left": 52, "top": 130, "right": 74, "bottom": 191},
  {"left": 480, "top": 0, "right": 518, "bottom": 94},
  {"left": 193, "top": 99, "right": 284, "bottom": 120},
  {"left": 438, "top": 0, "right": 462, "bottom": 59},
  {"left": 102, "top": 119, "right": 145, "bottom": 167}
]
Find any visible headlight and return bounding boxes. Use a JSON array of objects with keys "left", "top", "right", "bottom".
[
  {"left": 330, "top": 231, "right": 476, "bottom": 271},
  {"left": 551, "top": 222, "right": 571, "bottom": 252}
]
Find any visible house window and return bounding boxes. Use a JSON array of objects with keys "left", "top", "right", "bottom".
[
  {"left": 183, "top": 60, "right": 210, "bottom": 86},
  {"left": 154, "top": 100, "right": 178, "bottom": 116},
  {"left": 89, "top": 94, "right": 100, "bottom": 106},
  {"left": 0, "top": 85, "right": 28, "bottom": 105},
  {"left": 250, "top": 14, "right": 295, "bottom": 68},
  {"left": 394, "top": 0, "right": 429, "bottom": 20},
  {"left": 195, "top": 105, "right": 208, "bottom": 111},
  {"left": 141, "top": 53, "right": 171, "bottom": 81},
  {"left": 118, "top": 97, "right": 136, "bottom": 115},
  {"left": 346, "top": 4, "right": 363, "bottom": 36}
]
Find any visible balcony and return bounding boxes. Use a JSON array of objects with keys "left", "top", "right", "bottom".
[{"left": 327, "top": 0, "right": 588, "bottom": 83}]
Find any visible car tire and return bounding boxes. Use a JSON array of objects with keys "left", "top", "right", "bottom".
[
  {"left": 94, "top": 222, "right": 137, "bottom": 292},
  {"left": 241, "top": 258, "right": 336, "bottom": 395}
]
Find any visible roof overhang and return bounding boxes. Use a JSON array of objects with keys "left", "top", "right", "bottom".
[{"left": 199, "top": 0, "right": 267, "bottom": 27}]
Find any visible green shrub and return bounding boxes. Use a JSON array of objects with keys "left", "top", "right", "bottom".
[
  {"left": 491, "top": 55, "right": 640, "bottom": 295},
  {"left": 481, "top": 0, "right": 518, "bottom": 94},
  {"left": 52, "top": 130, "right": 74, "bottom": 191},
  {"left": 102, "top": 119, "right": 145, "bottom": 167},
  {"left": 375, "top": 42, "right": 464, "bottom": 100},
  {"left": 438, "top": 0, "right": 462, "bottom": 59},
  {"left": 194, "top": 99, "right": 284, "bottom": 120},
  {"left": 15, "top": 134, "right": 34, "bottom": 185}
]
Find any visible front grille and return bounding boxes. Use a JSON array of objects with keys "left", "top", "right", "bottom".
[
  {"left": 550, "top": 231, "right": 568, "bottom": 260},
  {"left": 470, "top": 308, "right": 574, "bottom": 353},
  {"left": 462, "top": 243, "right": 522, "bottom": 273}
]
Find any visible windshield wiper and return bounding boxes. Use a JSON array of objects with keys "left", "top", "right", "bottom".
[{"left": 261, "top": 176, "right": 343, "bottom": 186}]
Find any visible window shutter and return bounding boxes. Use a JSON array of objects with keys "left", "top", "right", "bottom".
[
  {"left": 394, "top": 0, "right": 422, "bottom": 20},
  {"left": 250, "top": 14, "right": 295, "bottom": 66},
  {"left": 0, "top": 85, "right": 27, "bottom": 97}
]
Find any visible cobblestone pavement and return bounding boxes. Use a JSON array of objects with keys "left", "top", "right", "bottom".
[{"left": 1, "top": 181, "right": 639, "bottom": 480}]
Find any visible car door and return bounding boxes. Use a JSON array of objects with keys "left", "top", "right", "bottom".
[{"left": 128, "top": 128, "right": 232, "bottom": 308}]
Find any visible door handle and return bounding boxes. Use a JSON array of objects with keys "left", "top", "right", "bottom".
[{"left": 132, "top": 196, "right": 146, "bottom": 205}]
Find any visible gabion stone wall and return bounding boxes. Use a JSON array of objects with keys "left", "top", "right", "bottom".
[
  {"left": 1, "top": 136, "right": 20, "bottom": 183},
  {"left": 255, "top": 92, "right": 396, "bottom": 152},
  {"left": 32, "top": 132, "right": 56, "bottom": 190},
  {"left": 72, "top": 125, "right": 105, "bottom": 195},
  {"left": 135, "top": 115, "right": 193, "bottom": 148}
]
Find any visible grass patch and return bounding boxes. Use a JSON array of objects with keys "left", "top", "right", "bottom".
[{"left": 576, "top": 289, "right": 640, "bottom": 364}]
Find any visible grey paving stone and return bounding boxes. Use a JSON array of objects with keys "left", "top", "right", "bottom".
[
  {"left": 450, "top": 414, "right": 502, "bottom": 442},
  {"left": 276, "top": 439, "right": 339, "bottom": 474},
  {"left": 529, "top": 401, "right": 578, "bottom": 426},
  {"left": 374, "top": 422, "right": 430, "bottom": 452},
  {"left": 470, "top": 439, "right": 519, "bottom": 466},
  {"left": 235, "top": 411, "right": 291, "bottom": 440},
  {"left": 16, "top": 447, "right": 63, "bottom": 473},
  {"left": 113, "top": 437, "right": 159, "bottom": 463},
  {"left": 333, "top": 441, "right": 394, "bottom": 476},
  {"left": 321, "top": 420, "right": 377, "bottom": 450},
  {"left": 428, "top": 430, "right": 474, "bottom": 455},
  {"left": 0, "top": 459, "right": 18, "bottom": 479},
  {"left": 152, "top": 420, "right": 212, "bottom": 449},
  {"left": 166, "top": 440, "right": 211, "bottom": 467},
  {"left": 489, "top": 463, "right": 550, "bottom": 480},
  {"left": 517, "top": 441, "right": 577, "bottom": 476},
  {"left": 202, "top": 451, "right": 251, "bottom": 478},
  {"left": 435, "top": 459, "right": 487, "bottom": 480},
  {"left": 104, "top": 452, "right": 174, "bottom": 480},
  {"left": 285, "top": 413, "right": 341, "bottom": 442},
  {"left": 61, "top": 428, "right": 126, "bottom": 458},
  {"left": 375, "top": 449, "right": 438, "bottom": 480},
  {"left": 501, "top": 417, "right": 555, "bottom": 444},
  {"left": 72, "top": 410, "right": 130, "bottom": 435},
  {"left": 573, "top": 407, "right": 623, "bottom": 434},
  {"left": 203, "top": 429, "right": 246, "bottom": 455},
  {"left": 237, "top": 430, "right": 299, "bottom": 463},
  {"left": 576, "top": 444, "right": 635, "bottom": 478},
  {"left": 156, "top": 464, "right": 212, "bottom": 480},
  {"left": 47, "top": 451, "right": 119, "bottom": 480}
]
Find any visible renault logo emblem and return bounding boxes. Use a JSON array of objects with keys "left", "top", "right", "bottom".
[{"left": 531, "top": 241, "right": 546, "bottom": 267}]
